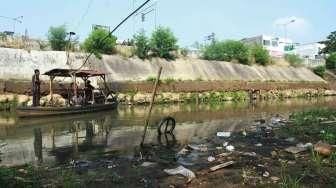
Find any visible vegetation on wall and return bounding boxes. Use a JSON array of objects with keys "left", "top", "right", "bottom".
[
  {"left": 312, "top": 65, "right": 326, "bottom": 78},
  {"left": 47, "top": 25, "right": 68, "bottom": 51},
  {"left": 133, "top": 31, "right": 149, "bottom": 59},
  {"left": 249, "top": 44, "right": 271, "bottom": 66},
  {"left": 132, "top": 27, "right": 178, "bottom": 60},
  {"left": 202, "top": 40, "right": 250, "bottom": 65},
  {"left": 83, "top": 28, "right": 117, "bottom": 59},
  {"left": 149, "top": 27, "right": 178, "bottom": 60},
  {"left": 284, "top": 54, "right": 303, "bottom": 67}
]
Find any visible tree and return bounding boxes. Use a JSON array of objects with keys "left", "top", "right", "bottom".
[
  {"left": 47, "top": 25, "right": 67, "bottom": 51},
  {"left": 321, "top": 31, "right": 336, "bottom": 54},
  {"left": 149, "top": 27, "right": 178, "bottom": 60},
  {"left": 83, "top": 28, "right": 117, "bottom": 58},
  {"left": 326, "top": 52, "right": 336, "bottom": 70},
  {"left": 249, "top": 45, "right": 271, "bottom": 66},
  {"left": 202, "top": 40, "right": 249, "bottom": 64},
  {"left": 133, "top": 31, "right": 149, "bottom": 59}
]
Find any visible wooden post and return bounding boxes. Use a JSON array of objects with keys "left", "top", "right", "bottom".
[
  {"left": 34, "top": 128, "right": 43, "bottom": 163},
  {"left": 49, "top": 76, "right": 55, "bottom": 105},
  {"left": 51, "top": 127, "right": 55, "bottom": 150},
  {"left": 140, "top": 66, "right": 162, "bottom": 146}
]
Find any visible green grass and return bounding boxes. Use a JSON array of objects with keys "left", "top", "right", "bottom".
[{"left": 280, "top": 163, "right": 304, "bottom": 188}]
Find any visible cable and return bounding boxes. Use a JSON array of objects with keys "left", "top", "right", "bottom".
[
  {"left": 73, "top": 0, "right": 94, "bottom": 32},
  {"left": 74, "top": 0, "right": 152, "bottom": 72}
]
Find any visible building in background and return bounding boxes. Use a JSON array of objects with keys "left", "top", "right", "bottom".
[
  {"left": 242, "top": 35, "right": 325, "bottom": 67},
  {"left": 294, "top": 42, "right": 325, "bottom": 59},
  {"left": 241, "top": 35, "right": 297, "bottom": 57}
]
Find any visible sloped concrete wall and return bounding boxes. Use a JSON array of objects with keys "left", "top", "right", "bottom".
[{"left": 0, "top": 47, "right": 325, "bottom": 82}]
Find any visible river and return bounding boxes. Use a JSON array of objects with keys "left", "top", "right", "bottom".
[{"left": 0, "top": 97, "right": 335, "bottom": 166}]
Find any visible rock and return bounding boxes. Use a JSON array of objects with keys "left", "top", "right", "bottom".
[
  {"left": 223, "top": 142, "right": 229, "bottom": 147},
  {"left": 18, "top": 169, "right": 28, "bottom": 174},
  {"left": 271, "top": 176, "right": 280, "bottom": 182},
  {"left": 297, "top": 143, "right": 313, "bottom": 148},
  {"left": 285, "top": 146, "right": 307, "bottom": 154},
  {"left": 164, "top": 166, "right": 196, "bottom": 183},
  {"left": 40, "top": 94, "right": 66, "bottom": 107},
  {"left": 271, "top": 151, "right": 277, "bottom": 158},
  {"left": 314, "top": 142, "right": 333, "bottom": 156},
  {"left": 285, "top": 137, "right": 295, "bottom": 142}
]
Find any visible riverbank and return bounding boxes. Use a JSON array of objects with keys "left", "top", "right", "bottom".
[
  {"left": 1, "top": 106, "right": 335, "bottom": 187},
  {"left": 0, "top": 79, "right": 335, "bottom": 108}
]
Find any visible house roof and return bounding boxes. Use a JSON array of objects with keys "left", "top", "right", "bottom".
[{"left": 44, "top": 68, "right": 106, "bottom": 77}]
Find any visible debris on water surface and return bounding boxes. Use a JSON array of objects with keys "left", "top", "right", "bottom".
[
  {"left": 241, "top": 152, "right": 257, "bottom": 157},
  {"left": 216, "top": 132, "right": 231, "bottom": 138},
  {"left": 285, "top": 137, "right": 295, "bottom": 142},
  {"left": 263, "top": 171, "right": 270, "bottom": 177},
  {"left": 217, "top": 152, "right": 232, "bottom": 158},
  {"left": 314, "top": 141, "right": 334, "bottom": 156},
  {"left": 187, "top": 144, "right": 208, "bottom": 152},
  {"left": 207, "top": 156, "right": 215, "bottom": 162},
  {"left": 209, "top": 161, "right": 234, "bottom": 172},
  {"left": 141, "top": 162, "right": 157, "bottom": 167},
  {"left": 271, "top": 176, "right": 280, "bottom": 182},
  {"left": 164, "top": 166, "right": 196, "bottom": 183},
  {"left": 177, "top": 148, "right": 189, "bottom": 155},
  {"left": 225, "top": 145, "right": 235, "bottom": 152},
  {"left": 255, "top": 143, "right": 263, "bottom": 147}
]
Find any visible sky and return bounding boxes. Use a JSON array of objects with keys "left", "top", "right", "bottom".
[{"left": 0, "top": 0, "right": 335, "bottom": 47}]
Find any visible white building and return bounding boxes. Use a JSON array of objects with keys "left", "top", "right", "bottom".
[
  {"left": 241, "top": 35, "right": 296, "bottom": 57},
  {"left": 294, "top": 42, "right": 325, "bottom": 59}
]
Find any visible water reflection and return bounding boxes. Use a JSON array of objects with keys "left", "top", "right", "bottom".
[{"left": 0, "top": 97, "right": 336, "bottom": 166}]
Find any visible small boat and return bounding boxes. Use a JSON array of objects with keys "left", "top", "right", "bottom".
[
  {"left": 16, "top": 68, "right": 118, "bottom": 118},
  {"left": 16, "top": 103, "right": 117, "bottom": 118}
]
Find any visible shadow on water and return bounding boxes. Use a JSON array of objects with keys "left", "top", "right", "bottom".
[{"left": 1, "top": 97, "right": 336, "bottom": 166}]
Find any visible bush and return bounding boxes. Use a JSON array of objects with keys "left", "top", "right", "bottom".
[
  {"left": 149, "top": 27, "right": 178, "bottom": 60},
  {"left": 83, "top": 28, "right": 117, "bottom": 58},
  {"left": 47, "top": 25, "right": 67, "bottom": 51},
  {"left": 249, "top": 45, "right": 271, "bottom": 66},
  {"left": 284, "top": 54, "right": 303, "bottom": 67},
  {"left": 180, "top": 48, "right": 189, "bottom": 57},
  {"left": 326, "top": 52, "right": 336, "bottom": 70},
  {"left": 202, "top": 40, "right": 249, "bottom": 65},
  {"left": 133, "top": 31, "right": 149, "bottom": 59},
  {"left": 312, "top": 65, "right": 326, "bottom": 77}
]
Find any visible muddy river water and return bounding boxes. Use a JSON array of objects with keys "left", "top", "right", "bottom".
[{"left": 1, "top": 97, "right": 336, "bottom": 167}]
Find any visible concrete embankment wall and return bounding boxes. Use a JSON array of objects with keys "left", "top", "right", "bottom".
[{"left": 0, "top": 47, "right": 325, "bottom": 82}]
